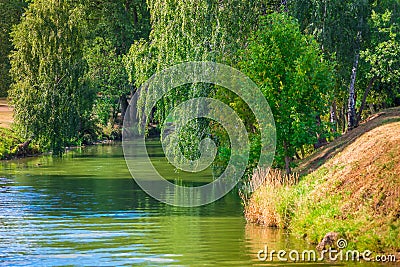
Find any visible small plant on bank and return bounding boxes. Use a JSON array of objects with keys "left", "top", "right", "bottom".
[{"left": 0, "top": 127, "right": 41, "bottom": 159}]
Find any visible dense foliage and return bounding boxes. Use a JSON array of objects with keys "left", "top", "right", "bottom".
[
  {"left": 125, "top": 0, "right": 266, "bottom": 167},
  {"left": 9, "top": 0, "right": 92, "bottom": 155},
  {"left": 1, "top": 0, "right": 399, "bottom": 174},
  {"left": 239, "top": 13, "right": 335, "bottom": 173},
  {"left": 288, "top": 0, "right": 400, "bottom": 130},
  {"left": 0, "top": 0, "right": 27, "bottom": 96},
  {"left": 84, "top": 0, "right": 150, "bottom": 131}
]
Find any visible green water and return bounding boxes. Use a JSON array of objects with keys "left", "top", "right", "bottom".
[{"left": 0, "top": 143, "right": 380, "bottom": 266}]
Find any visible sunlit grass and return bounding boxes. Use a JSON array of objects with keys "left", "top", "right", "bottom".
[{"left": 243, "top": 120, "right": 400, "bottom": 254}]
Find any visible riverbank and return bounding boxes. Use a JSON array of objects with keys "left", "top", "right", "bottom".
[
  {"left": 244, "top": 107, "right": 400, "bottom": 255},
  {"left": 0, "top": 98, "right": 120, "bottom": 159},
  {"left": 0, "top": 98, "right": 38, "bottom": 159},
  {"left": 0, "top": 127, "right": 41, "bottom": 159}
]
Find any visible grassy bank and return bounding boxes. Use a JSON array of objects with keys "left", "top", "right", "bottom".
[
  {"left": 244, "top": 107, "right": 400, "bottom": 254},
  {"left": 0, "top": 127, "right": 41, "bottom": 159},
  {"left": 0, "top": 98, "right": 42, "bottom": 159},
  {"left": 0, "top": 97, "right": 117, "bottom": 159}
]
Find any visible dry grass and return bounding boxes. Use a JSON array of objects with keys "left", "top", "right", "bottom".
[
  {"left": 290, "top": 120, "right": 400, "bottom": 254},
  {"left": 244, "top": 107, "right": 400, "bottom": 254},
  {"left": 308, "top": 121, "right": 400, "bottom": 216},
  {"left": 241, "top": 168, "right": 299, "bottom": 227},
  {"left": 296, "top": 107, "right": 400, "bottom": 175},
  {"left": 310, "top": 121, "right": 400, "bottom": 223},
  {"left": 246, "top": 168, "right": 299, "bottom": 192}
]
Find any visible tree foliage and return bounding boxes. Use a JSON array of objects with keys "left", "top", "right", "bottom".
[
  {"left": 6, "top": 0, "right": 400, "bottom": 174},
  {"left": 288, "top": 0, "right": 373, "bottom": 130},
  {"left": 0, "top": 0, "right": 27, "bottom": 96},
  {"left": 239, "top": 13, "right": 335, "bottom": 173},
  {"left": 9, "top": 0, "right": 93, "bottom": 154},
  {"left": 83, "top": 0, "right": 150, "bottom": 128},
  {"left": 126, "top": 0, "right": 266, "bottom": 119},
  {"left": 359, "top": 6, "right": 400, "bottom": 116},
  {"left": 84, "top": 37, "right": 129, "bottom": 127},
  {"left": 125, "top": 0, "right": 266, "bottom": 163},
  {"left": 288, "top": 0, "right": 400, "bottom": 130}
]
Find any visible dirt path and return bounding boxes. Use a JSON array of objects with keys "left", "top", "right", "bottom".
[{"left": 0, "top": 98, "right": 13, "bottom": 128}]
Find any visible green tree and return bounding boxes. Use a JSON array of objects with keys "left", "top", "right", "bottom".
[
  {"left": 125, "top": 1, "right": 303, "bottom": 173},
  {"left": 83, "top": 0, "right": 150, "bottom": 127},
  {"left": 125, "top": 0, "right": 267, "bottom": 162},
  {"left": 358, "top": 7, "right": 400, "bottom": 120},
  {"left": 0, "top": 0, "right": 27, "bottom": 96},
  {"left": 126, "top": 0, "right": 270, "bottom": 122},
  {"left": 9, "top": 0, "right": 93, "bottom": 154},
  {"left": 288, "top": 0, "right": 373, "bottom": 131},
  {"left": 239, "top": 13, "right": 335, "bottom": 174},
  {"left": 84, "top": 37, "right": 130, "bottom": 127},
  {"left": 85, "top": 0, "right": 150, "bottom": 55}
]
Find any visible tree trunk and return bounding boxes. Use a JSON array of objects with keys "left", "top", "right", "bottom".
[
  {"left": 347, "top": 18, "right": 363, "bottom": 131},
  {"left": 281, "top": 0, "right": 288, "bottom": 12},
  {"left": 284, "top": 155, "right": 291, "bottom": 175},
  {"left": 347, "top": 50, "right": 360, "bottom": 131},
  {"left": 17, "top": 139, "right": 32, "bottom": 155},
  {"left": 283, "top": 141, "right": 291, "bottom": 175},
  {"left": 125, "top": 0, "right": 130, "bottom": 12},
  {"left": 120, "top": 94, "right": 129, "bottom": 123},
  {"left": 369, "top": 103, "right": 375, "bottom": 114},
  {"left": 357, "top": 76, "right": 378, "bottom": 124},
  {"left": 330, "top": 100, "right": 337, "bottom": 132},
  {"left": 341, "top": 101, "right": 347, "bottom": 133},
  {"left": 314, "top": 115, "right": 327, "bottom": 149}
]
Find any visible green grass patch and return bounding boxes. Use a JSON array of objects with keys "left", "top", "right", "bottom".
[
  {"left": 291, "top": 181, "right": 398, "bottom": 252},
  {"left": 0, "top": 127, "right": 41, "bottom": 159},
  {"left": 382, "top": 117, "right": 400, "bottom": 124},
  {"left": 0, "top": 127, "right": 21, "bottom": 158}
]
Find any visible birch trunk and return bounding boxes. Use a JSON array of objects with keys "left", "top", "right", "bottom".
[
  {"left": 347, "top": 51, "right": 359, "bottom": 130},
  {"left": 330, "top": 100, "right": 337, "bottom": 132},
  {"left": 347, "top": 28, "right": 362, "bottom": 131}
]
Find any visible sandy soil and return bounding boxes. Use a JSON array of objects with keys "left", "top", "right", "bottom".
[{"left": 0, "top": 98, "right": 13, "bottom": 128}]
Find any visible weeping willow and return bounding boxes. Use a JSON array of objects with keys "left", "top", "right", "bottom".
[{"left": 125, "top": 0, "right": 266, "bottom": 171}]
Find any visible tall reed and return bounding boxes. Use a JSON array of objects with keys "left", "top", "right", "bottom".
[{"left": 240, "top": 168, "right": 299, "bottom": 227}]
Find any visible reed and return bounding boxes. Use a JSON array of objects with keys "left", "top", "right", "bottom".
[
  {"left": 240, "top": 168, "right": 299, "bottom": 228},
  {"left": 240, "top": 168, "right": 299, "bottom": 202}
]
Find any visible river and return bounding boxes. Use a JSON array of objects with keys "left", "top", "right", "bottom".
[{"left": 0, "top": 143, "right": 379, "bottom": 266}]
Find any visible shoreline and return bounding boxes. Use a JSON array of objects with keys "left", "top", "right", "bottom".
[
  {"left": 243, "top": 108, "right": 400, "bottom": 256},
  {"left": 0, "top": 127, "right": 120, "bottom": 161}
]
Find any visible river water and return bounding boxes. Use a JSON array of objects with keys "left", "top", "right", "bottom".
[{"left": 0, "top": 143, "right": 379, "bottom": 266}]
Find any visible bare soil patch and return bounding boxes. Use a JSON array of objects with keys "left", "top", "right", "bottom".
[{"left": 0, "top": 98, "right": 13, "bottom": 128}]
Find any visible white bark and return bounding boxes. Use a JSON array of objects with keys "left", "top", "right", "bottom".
[
  {"left": 347, "top": 50, "right": 359, "bottom": 130},
  {"left": 347, "top": 29, "right": 362, "bottom": 130}
]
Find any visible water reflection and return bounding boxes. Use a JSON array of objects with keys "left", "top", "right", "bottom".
[{"left": 0, "top": 144, "right": 380, "bottom": 266}]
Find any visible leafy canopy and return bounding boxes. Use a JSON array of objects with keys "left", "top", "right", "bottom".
[
  {"left": 9, "top": 0, "right": 93, "bottom": 154},
  {"left": 239, "top": 13, "right": 335, "bottom": 170}
]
